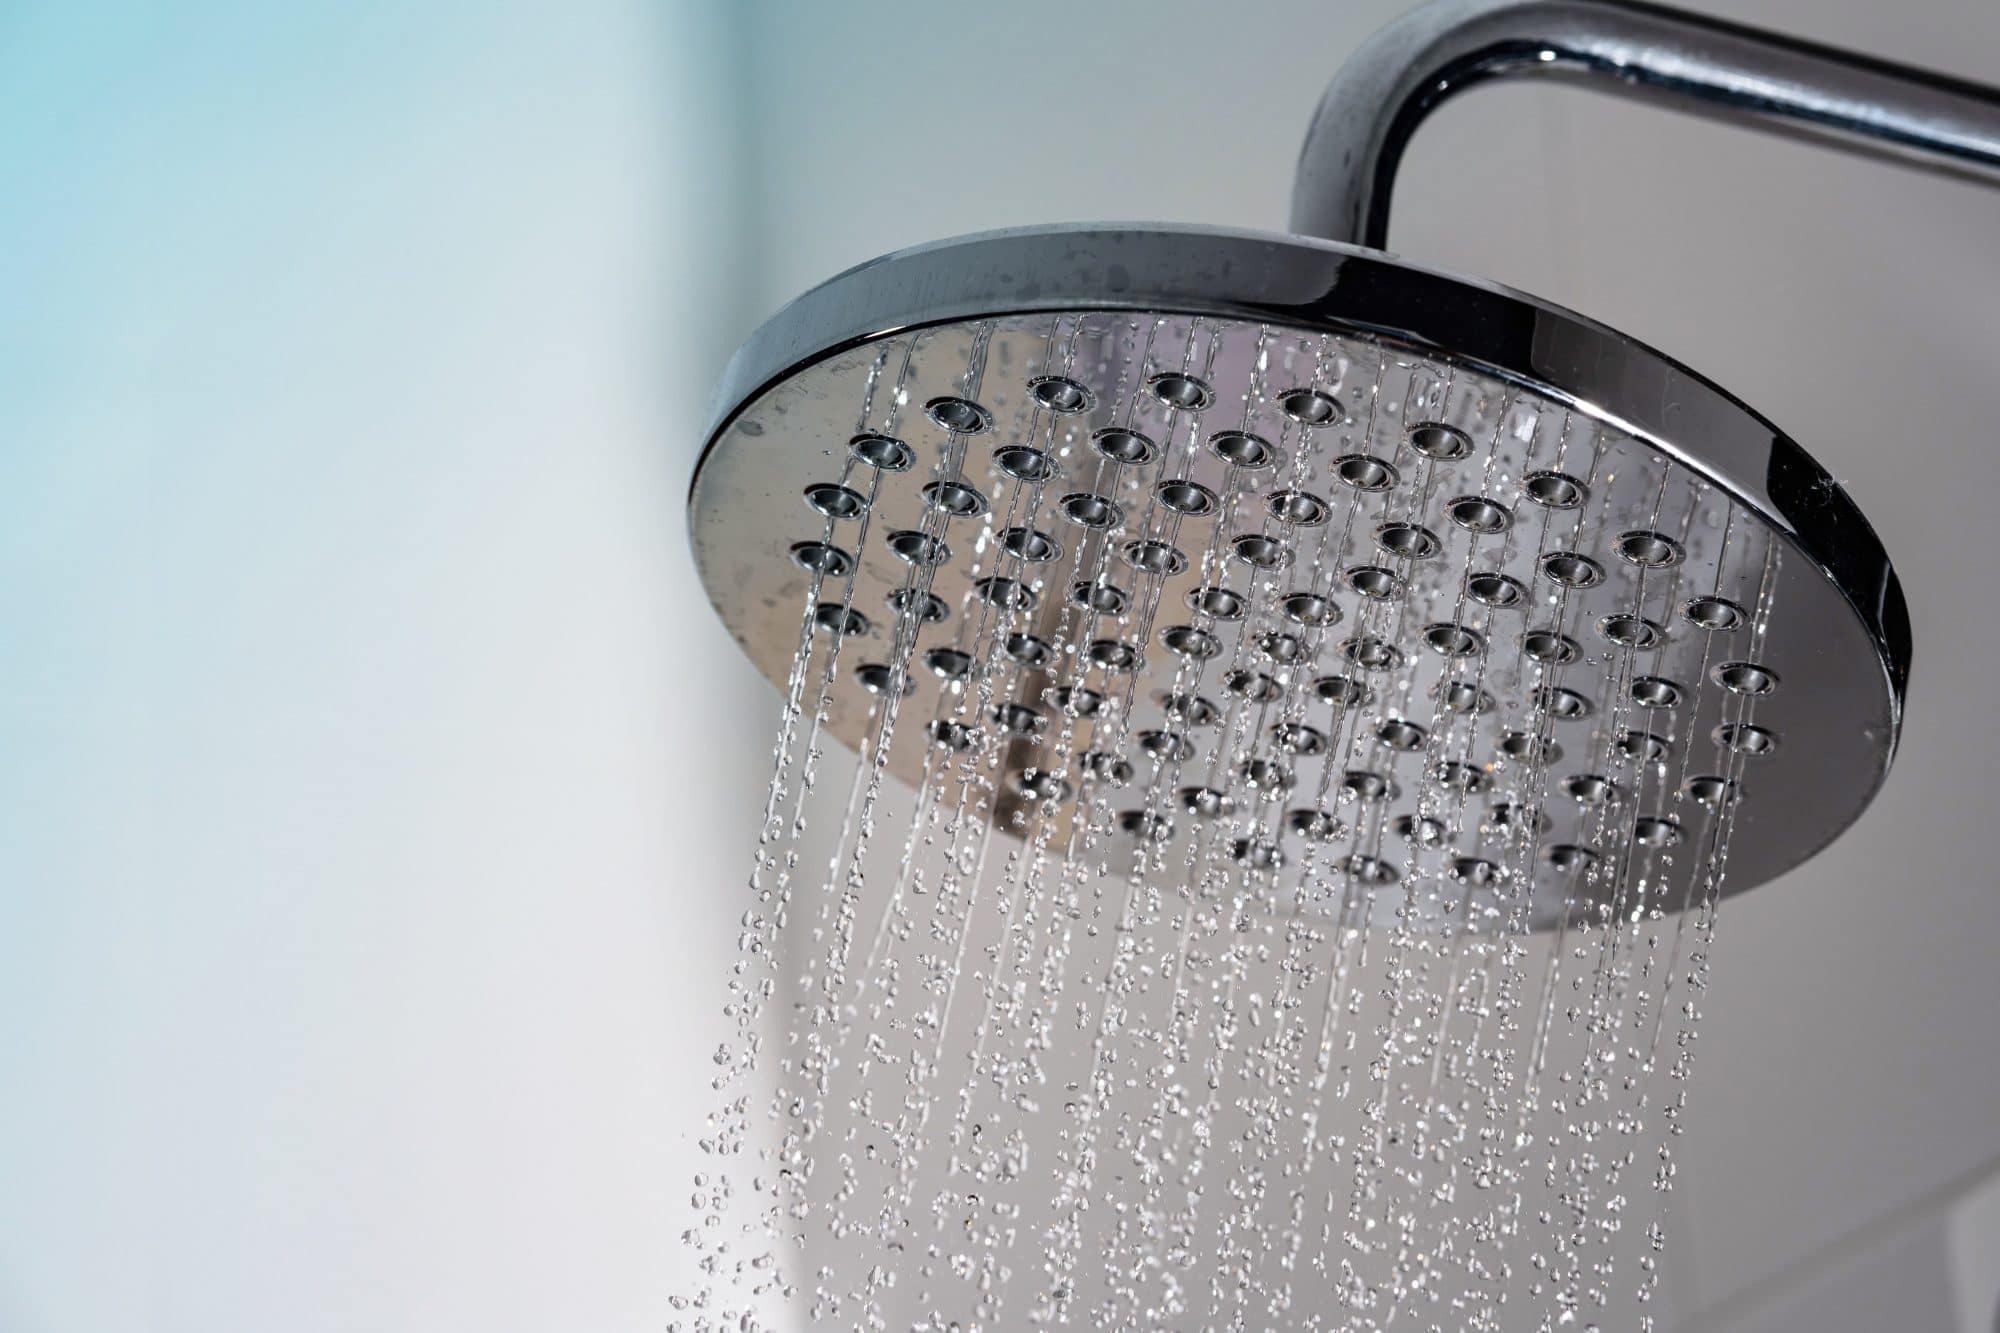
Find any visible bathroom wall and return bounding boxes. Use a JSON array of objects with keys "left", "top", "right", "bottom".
[{"left": 0, "top": 1, "right": 770, "bottom": 1328}]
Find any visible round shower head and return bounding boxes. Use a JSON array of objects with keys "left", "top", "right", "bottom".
[{"left": 690, "top": 224, "right": 1907, "bottom": 924}]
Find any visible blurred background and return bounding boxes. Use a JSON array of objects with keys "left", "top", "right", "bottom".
[{"left": 2, "top": 1, "right": 1997, "bottom": 1329}]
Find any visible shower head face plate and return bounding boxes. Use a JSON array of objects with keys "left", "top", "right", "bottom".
[{"left": 691, "top": 225, "right": 1907, "bottom": 928}]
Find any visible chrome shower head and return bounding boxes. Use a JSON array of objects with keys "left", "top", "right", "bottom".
[{"left": 690, "top": 224, "right": 1907, "bottom": 928}]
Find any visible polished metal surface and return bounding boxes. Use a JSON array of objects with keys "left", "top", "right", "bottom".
[
  {"left": 690, "top": 224, "right": 1908, "bottom": 912},
  {"left": 1290, "top": 0, "right": 2000, "bottom": 246}
]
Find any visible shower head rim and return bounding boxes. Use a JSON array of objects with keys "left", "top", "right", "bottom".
[{"left": 692, "top": 220, "right": 1909, "bottom": 891}]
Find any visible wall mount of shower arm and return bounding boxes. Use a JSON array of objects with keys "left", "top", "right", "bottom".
[{"left": 1291, "top": 0, "right": 2000, "bottom": 247}]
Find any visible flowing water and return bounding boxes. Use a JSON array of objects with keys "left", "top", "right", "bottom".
[{"left": 676, "top": 313, "right": 1781, "bottom": 1332}]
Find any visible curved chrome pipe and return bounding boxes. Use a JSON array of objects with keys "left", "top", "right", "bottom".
[{"left": 1290, "top": 0, "right": 2000, "bottom": 246}]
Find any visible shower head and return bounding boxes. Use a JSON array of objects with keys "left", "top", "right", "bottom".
[
  {"left": 683, "top": 0, "right": 2000, "bottom": 930},
  {"left": 690, "top": 223, "right": 1907, "bottom": 924}
]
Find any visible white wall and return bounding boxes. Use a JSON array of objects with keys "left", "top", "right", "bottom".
[{"left": 0, "top": 2, "right": 767, "bottom": 1328}]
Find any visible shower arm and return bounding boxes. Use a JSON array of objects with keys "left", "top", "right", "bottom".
[{"left": 1290, "top": 0, "right": 2000, "bottom": 247}]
